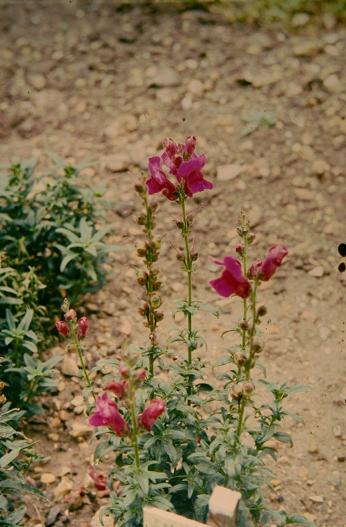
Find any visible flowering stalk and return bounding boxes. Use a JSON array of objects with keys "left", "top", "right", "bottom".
[
  {"left": 136, "top": 183, "right": 163, "bottom": 377},
  {"left": 128, "top": 374, "right": 141, "bottom": 474}
]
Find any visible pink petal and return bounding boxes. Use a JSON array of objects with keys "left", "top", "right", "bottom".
[
  {"left": 209, "top": 272, "right": 236, "bottom": 297},
  {"left": 89, "top": 412, "right": 105, "bottom": 427}
]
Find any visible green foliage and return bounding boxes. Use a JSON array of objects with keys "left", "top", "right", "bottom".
[
  {"left": 0, "top": 161, "right": 112, "bottom": 413},
  {"left": 0, "top": 403, "right": 41, "bottom": 527}
]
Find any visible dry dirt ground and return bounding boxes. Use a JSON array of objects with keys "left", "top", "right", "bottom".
[{"left": 0, "top": 1, "right": 346, "bottom": 526}]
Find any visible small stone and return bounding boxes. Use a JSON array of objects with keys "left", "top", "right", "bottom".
[
  {"left": 187, "top": 79, "right": 204, "bottom": 96},
  {"left": 319, "top": 326, "right": 331, "bottom": 340},
  {"left": 323, "top": 74, "right": 342, "bottom": 93},
  {"left": 308, "top": 266, "right": 324, "bottom": 277},
  {"left": 104, "top": 154, "right": 129, "bottom": 172},
  {"left": 333, "top": 425, "right": 342, "bottom": 438},
  {"left": 149, "top": 65, "right": 181, "bottom": 88},
  {"left": 312, "top": 159, "right": 330, "bottom": 175},
  {"left": 309, "top": 495, "right": 324, "bottom": 504},
  {"left": 291, "top": 13, "right": 310, "bottom": 27},
  {"left": 216, "top": 164, "right": 244, "bottom": 182},
  {"left": 28, "top": 73, "right": 46, "bottom": 90},
  {"left": 53, "top": 477, "right": 73, "bottom": 499},
  {"left": 40, "top": 472, "right": 56, "bottom": 484},
  {"left": 293, "top": 188, "right": 315, "bottom": 201},
  {"left": 293, "top": 41, "right": 320, "bottom": 57},
  {"left": 61, "top": 355, "right": 79, "bottom": 377},
  {"left": 70, "top": 421, "right": 92, "bottom": 439},
  {"left": 248, "top": 205, "right": 262, "bottom": 228},
  {"left": 71, "top": 395, "right": 84, "bottom": 407}
]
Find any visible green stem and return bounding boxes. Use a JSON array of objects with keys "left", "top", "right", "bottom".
[
  {"left": 72, "top": 330, "right": 96, "bottom": 402},
  {"left": 246, "top": 283, "right": 258, "bottom": 380},
  {"left": 236, "top": 398, "right": 245, "bottom": 438},
  {"left": 129, "top": 390, "right": 141, "bottom": 474}
]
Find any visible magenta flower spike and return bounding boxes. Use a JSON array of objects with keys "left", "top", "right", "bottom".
[
  {"left": 210, "top": 256, "right": 251, "bottom": 299},
  {"left": 147, "top": 156, "right": 176, "bottom": 201},
  {"left": 249, "top": 244, "right": 288, "bottom": 281},
  {"left": 139, "top": 399, "right": 166, "bottom": 431},
  {"left": 89, "top": 393, "right": 128, "bottom": 436}
]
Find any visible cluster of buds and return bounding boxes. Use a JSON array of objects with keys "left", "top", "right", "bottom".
[
  {"left": 229, "top": 381, "right": 255, "bottom": 401},
  {"left": 89, "top": 361, "right": 165, "bottom": 437},
  {"left": 55, "top": 300, "right": 89, "bottom": 339},
  {"left": 135, "top": 183, "right": 163, "bottom": 339}
]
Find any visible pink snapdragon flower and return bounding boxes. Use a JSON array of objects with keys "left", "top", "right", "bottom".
[
  {"left": 106, "top": 380, "right": 128, "bottom": 399},
  {"left": 56, "top": 320, "right": 70, "bottom": 337},
  {"left": 146, "top": 136, "right": 213, "bottom": 200},
  {"left": 249, "top": 244, "right": 288, "bottom": 281},
  {"left": 139, "top": 399, "right": 166, "bottom": 431},
  {"left": 210, "top": 256, "right": 251, "bottom": 299},
  {"left": 89, "top": 393, "right": 128, "bottom": 436},
  {"left": 78, "top": 316, "right": 89, "bottom": 338}
]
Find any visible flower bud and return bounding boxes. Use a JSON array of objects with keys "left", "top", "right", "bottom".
[
  {"left": 150, "top": 294, "right": 161, "bottom": 309},
  {"left": 257, "top": 304, "right": 267, "bottom": 317},
  {"left": 248, "top": 232, "right": 256, "bottom": 244},
  {"left": 78, "top": 316, "right": 89, "bottom": 338},
  {"left": 139, "top": 399, "right": 166, "bottom": 430},
  {"left": 137, "top": 247, "right": 146, "bottom": 257},
  {"left": 107, "top": 380, "right": 128, "bottom": 398},
  {"left": 234, "top": 352, "right": 247, "bottom": 366},
  {"left": 137, "top": 214, "right": 146, "bottom": 226},
  {"left": 253, "top": 341, "right": 262, "bottom": 354},
  {"left": 235, "top": 243, "right": 244, "bottom": 255},
  {"left": 176, "top": 220, "right": 184, "bottom": 229},
  {"left": 64, "top": 308, "right": 77, "bottom": 321},
  {"left": 134, "top": 184, "right": 145, "bottom": 195},
  {"left": 239, "top": 320, "right": 249, "bottom": 331},
  {"left": 56, "top": 320, "right": 70, "bottom": 337},
  {"left": 243, "top": 381, "right": 255, "bottom": 396},
  {"left": 155, "top": 311, "right": 164, "bottom": 322},
  {"left": 137, "top": 273, "right": 147, "bottom": 286},
  {"left": 176, "top": 248, "right": 185, "bottom": 261},
  {"left": 136, "top": 368, "right": 146, "bottom": 382},
  {"left": 230, "top": 383, "right": 244, "bottom": 400},
  {"left": 61, "top": 298, "right": 70, "bottom": 313},
  {"left": 191, "top": 252, "right": 198, "bottom": 261},
  {"left": 119, "top": 363, "right": 129, "bottom": 378}
]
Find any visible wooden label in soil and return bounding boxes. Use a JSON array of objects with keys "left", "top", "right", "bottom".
[{"left": 143, "top": 507, "right": 206, "bottom": 527}]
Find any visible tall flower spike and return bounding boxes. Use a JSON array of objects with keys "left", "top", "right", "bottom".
[{"left": 210, "top": 256, "right": 251, "bottom": 298}]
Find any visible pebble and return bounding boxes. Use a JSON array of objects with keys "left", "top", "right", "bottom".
[
  {"left": 293, "top": 41, "right": 320, "bottom": 57},
  {"left": 216, "top": 164, "right": 244, "bottom": 182},
  {"left": 323, "top": 74, "right": 342, "bottom": 93},
  {"left": 149, "top": 65, "right": 181, "bottom": 88},
  {"left": 70, "top": 421, "right": 92, "bottom": 439},
  {"left": 61, "top": 355, "right": 79, "bottom": 377},
  {"left": 187, "top": 79, "right": 204, "bottom": 96},
  {"left": 71, "top": 395, "right": 84, "bottom": 407},
  {"left": 293, "top": 188, "right": 315, "bottom": 201},
  {"left": 53, "top": 477, "right": 73, "bottom": 499},
  {"left": 104, "top": 154, "right": 129, "bottom": 172},
  {"left": 309, "top": 495, "right": 324, "bottom": 504},
  {"left": 27, "top": 73, "right": 47, "bottom": 90},
  {"left": 333, "top": 425, "right": 342, "bottom": 438},
  {"left": 40, "top": 472, "right": 56, "bottom": 484},
  {"left": 319, "top": 326, "right": 331, "bottom": 340},
  {"left": 291, "top": 13, "right": 310, "bottom": 27},
  {"left": 312, "top": 159, "right": 330, "bottom": 175},
  {"left": 308, "top": 266, "right": 324, "bottom": 277}
]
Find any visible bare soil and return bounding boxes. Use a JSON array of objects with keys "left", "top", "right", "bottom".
[{"left": 0, "top": 2, "right": 345, "bottom": 526}]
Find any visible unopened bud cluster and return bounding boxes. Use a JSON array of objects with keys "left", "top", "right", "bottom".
[
  {"left": 56, "top": 300, "right": 89, "bottom": 339},
  {"left": 136, "top": 183, "right": 164, "bottom": 335}
]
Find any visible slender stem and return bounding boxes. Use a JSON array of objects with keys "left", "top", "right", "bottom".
[
  {"left": 180, "top": 195, "right": 193, "bottom": 365},
  {"left": 129, "top": 388, "right": 140, "bottom": 474},
  {"left": 236, "top": 398, "right": 245, "bottom": 438},
  {"left": 72, "top": 330, "right": 96, "bottom": 402},
  {"left": 246, "top": 283, "right": 258, "bottom": 380}
]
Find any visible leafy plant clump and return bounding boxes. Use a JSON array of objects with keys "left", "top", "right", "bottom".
[
  {"left": 0, "top": 160, "right": 112, "bottom": 412},
  {"left": 58, "top": 136, "right": 314, "bottom": 527},
  {"left": 0, "top": 384, "right": 40, "bottom": 527}
]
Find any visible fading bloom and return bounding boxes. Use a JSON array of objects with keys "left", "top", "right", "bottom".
[
  {"left": 106, "top": 380, "right": 128, "bottom": 399},
  {"left": 139, "top": 399, "right": 166, "bottom": 431},
  {"left": 135, "top": 368, "right": 146, "bottom": 382},
  {"left": 146, "top": 136, "right": 213, "bottom": 200},
  {"left": 56, "top": 320, "right": 70, "bottom": 337},
  {"left": 210, "top": 256, "right": 251, "bottom": 299},
  {"left": 89, "top": 393, "right": 128, "bottom": 436},
  {"left": 249, "top": 244, "right": 288, "bottom": 281},
  {"left": 119, "top": 362, "right": 129, "bottom": 378},
  {"left": 78, "top": 316, "right": 89, "bottom": 338},
  {"left": 88, "top": 466, "right": 107, "bottom": 491},
  {"left": 64, "top": 309, "right": 77, "bottom": 321},
  {"left": 147, "top": 156, "right": 176, "bottom": 201}
]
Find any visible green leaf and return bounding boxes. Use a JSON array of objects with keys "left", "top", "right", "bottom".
[
  {"left": 60, "top": 252, "right": 78, "bottom": 272},
  {"left": 17, "top": 309, "right": 33, "bottom": 331},
  {"left": 0, "top": 448, "right": 21, "bottom": 468}
]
